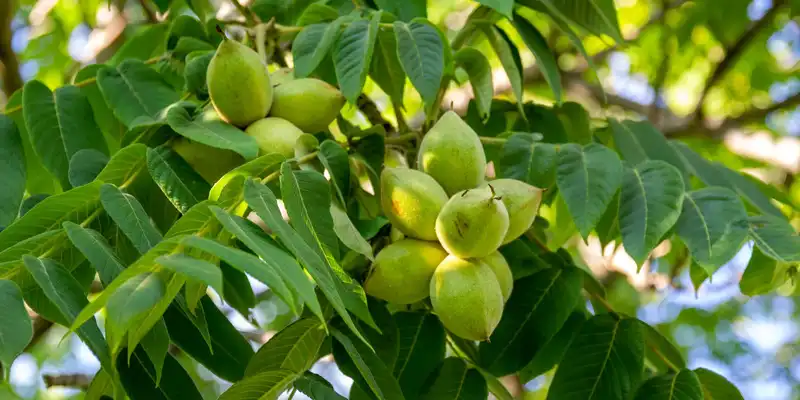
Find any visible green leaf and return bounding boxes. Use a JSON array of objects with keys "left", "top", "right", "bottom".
[
  {"left": 393, "top": 312, "right": 446, "bottom": 398},
  {"left": 163, "top": 296, "right": 254, "bottom": 382},
  {"left": 5, "top": 90, "right": 58, "bottom": 195},
  {"left": 74, "top": 64, "right": 124, "bottom": 151},
  {"left": 693, "top": 368, "right": 744, "bottom": 400},
  {"left": 740, "top": 246, "right": 782, "bottom": 296},
  {"left": 394, "top": 20, "right": 445, "bottom": 107},
  {"left": 534, "top": 0, "right": 623, "bottom": 43},
  {"left": 296, "top": 4, "right": 340, "bottom": 26},
  {"left": 556, "top": 103, "right": 591, "bottom": 144},
  {"left": 556, "top": 143, "right": 623, "bottom": 238},
  {"left": 675, "top": 188, "right": 749, "bottom": 274},
  {"left": 0, "top": 116, "right": 25, "bottom": 227},
  {"left": 97, "top": 60, "right": 180, "bottom": 127},
  {"left": 295, "top": 373, "right": 347, "bottom": 399},
  {"left": 22, "top": 256, "right": 111, "bottom": 370},
  {"left": 140, "top": 318, "right": 170, "bottom": 385},
  {"left": 106, "top": 272, "right": 166, "bottom": 345},
  {"left": 22, "top": 81, "right": 108, "bottom": 189},
  {"left": 637, "top": 320, "right": 687, "bottom": 372},
  {"left": 479, "top": 266, "right": 583, "bottom": 376},
  {"left": 669, "top": 142, "right": 730, "bottom": 188},
  {"left": 84, "top": 369, "right": 114, "bottom": 400},
  {"left": 110, "top": 24, "right": 169, "bottom": 65},
  {"left": 126, "top": 270, "right": 189, "bottom": 354},
  {"left": 609, "top": 120, "right": 689, "bottom": 186},
  {"left": 166, "top": 105, "right": 259, "bottom": 160},
  {"left": 244, "top": 180, "right": 369, "bottom": 344},
  {"left": 208, "top": 207, "right": 318, "bottom": 321},
  {"left": 63, "top": 222, "right": 125, "bottom": 286},
  {"left": 513, "top": 15, "right": 562, "bottom": 104},
  {"left": 547, "top": 315, "right": 645, "bottom": 400},
  {"left": 499, "top": 134, "right": 555, "bottom": 189},
  {"left": 420, "top": 357, "right": 487, "bottom": 400},
  {"left": 294, "top": 20, "right": 346, "bottom": 78},
  {"left": 184, "top": 51, "right": 213, "bottom": 100},
  {"left": 475, "top": 0, "right": 513, "bottom": 18},
  {"left": 280, "top": 163, "right": 340, "bottom": 259},
  {"left": 209, "top": 153, "right": 284, "bottom": 202},
  {"left": 96, "top": 144, "right": 148, "bottom": 187},
  {"left": 156, "top": 254, "right": 223, "bottom": 294},
  {"left": 634, "top": 369, "right": 703, "bottom": 400},
  {"left": 747, "top": 215, "right": 800, "bottom": 263},
  {"left": 332, "top": 329, "right": 405, "bottom": 400},
  {"left": 245, "top": 318, "right": 326, "bottom": 377},
  {"left": 373, "top": 0, "right": 426, "bottom": 21},
  {"left": 483, "top": 26, "right": 524, "bottom": 114},
  {"left": 117, "top": 347, "right": 203, "bottom": 400},
  {"left": 220, "top": 261, "right": 256, "bottom": 317},
  {"left": 100, "top": 183, "right": 163, "bottom": 253},
  {"left": 330, "top": 204, "right": 373, "bottom": 261},
  {"left": 717, "top": 167, "right": 785, "bottom": 217},
  {"left": 180, "top": 235, "right": 297, "bottom": 314},
  {"left": 0, "top": 280, "right": 32, "bottom": 369},
  {"left": 318, "top": 140, "right": 351, "bottom": 205},
  {"left": 69, "top": 149, "right": 109, "bottom": 187},
  {"left": 371, "top": 28, "right": 406, "bottom": 106},
  {"left": 618, "top": 161, "right": 685, "bottom": 266},
  {"left": 147, "top": 146, "right": 210, "bottom": 213},
  {"left": 219, "top": 369, "right": 296, "bottom": 400},
  {"left": 334, "top": 14, "right": 381, "bottom": 103},
  {"left": 518, "top": 311, "right": 587, "bottom": 381},
  {"left": 454, "top": 48, "right": 493, "bottom": 121}
]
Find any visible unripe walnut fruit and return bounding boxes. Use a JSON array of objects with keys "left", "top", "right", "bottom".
[
  {"left": 269, "top": 78, "right": 345, "bottom": 133},
  {"left": 380, "top": 168, "right": 448, "bottom": 241},
  {"left": 480, "top": 179, "right": 542, "bottom": 244},
  {"left": 364, "top": 239, "right": 448, "bottom": 305},
  {"left": 430, "top": 255, "right": 504, "bottom": 341},
  {"left": 244, "top": 117, "right": 304, "bottom": 158},
  {"left": 417, "top": 110, "right": 487, "bottom": 195},
  {"left": 207, "top": 38, "right": 272, "bottom": 127},
  {"left": 435, "top": 186, "right": 510, "bottom": 258},
  {"left": 171, "top": 138, "right": 244, "bottom": 183},
  {"left": 481, "top": 251, "right": 513, "bottom": 303}
]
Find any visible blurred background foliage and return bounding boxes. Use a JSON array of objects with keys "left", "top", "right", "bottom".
[{"left": 0, "top": 0, "right": 799, "bottom": 399}]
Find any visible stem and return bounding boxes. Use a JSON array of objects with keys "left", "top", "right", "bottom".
[
  {"left": 260, "top": 151, "right": 319, "bottom": 184},
  {"left": 230, "top": 0, "right": 258, "bottom": 26},
  {"left": 384, "top": 133, "right": 417, "bottom": 144},
  {"left": 479, "top": 136, "right": 506, "bottom": 145},
  {"left": 255, "top": 23, "right": 268, "bottom": 62}
]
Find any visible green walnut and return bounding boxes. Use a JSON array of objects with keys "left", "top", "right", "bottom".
[
  {"left": 244, "top": 117, "right": 304, "bottom": 158},
  {"left": 481, "top": 179, "right": 542, "bottom": 244},
  {"left": 435, "top": 186, "right": 510, "bottom": 258},
  {"left": 270, "top": 68, "right": 295, "bottom": 86},
  {"left": 207, "top": 37, "right": 272, "bottom": 127},
  {"left": 384, "top": 149, "right": 409, "bottom": 169},
  {"left": 172, "top": 137, "right": 244, "bottom": 183},
  {"left": 269, "top": 78, "right": 345, "bottom": 133},
  {"left": 481, "top": 251, "right": 513, "bottom": 303},
  {"left": 430, "top": 255, "right": 504, "bottom": 341},
  {"left": 364, "top": 239, "right": 448, "bottom": 304},
  {"left": 417, "top": 110, "right": 487, "bottom": 195},
  {"left": 380, "top": 168, "right": 448, "bottom": 241}
]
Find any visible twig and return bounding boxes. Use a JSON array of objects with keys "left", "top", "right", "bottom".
[
  {"left": 43, "top": 374, "right": 92, "bottom": 389},
  {"left": 138, "top": 0, "right": 159, "bottom": 23},
  {"left": 0, "top": 0, "right": 23, "bottom": 97},
  {"left": 230, "top": 0, "right": 258, "bottom": 26},
  {"left": 357, "top": 94, "right": 393, "bottom": 131},
  {"left": 694, "top": 0, "right": 788, "bottom": 123}
]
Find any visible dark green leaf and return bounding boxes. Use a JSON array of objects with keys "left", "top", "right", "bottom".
[
  {"left": 100, "top": 183, "right": 163, "bottom": 253},
  {"left": 0, "top": 116, "right": 25, "bottom": 227},
  {"left": 319, "top": 140, "right": 351, "bottom": 205},
  {"left": 638, "top": 320, "right": 687, "bottom": 372},
  {"left": 394, "top": 20, "right": 445, "bottom": 107},
  {"left": 183, "top": 51, "right": 213, "bottom": 100},
  {"left": 117, "top": 347, "right": 202, "bottom": 400},
  {"left": 166, "top": 105, "right": 258, "bottom": 160},
  {"left": 245, "top": 317, "right": 326, "bottom": 377},
  {"left": 68, "top": 149, "right": 109, "bottom": 187},
  {"left": 714, "top": 164, "right": 784, "bottom": 218},
  {"left": 332, "top": 329, "right": 405, "bottom": 400},
  {"left": 556, "top": 143, "right": 623, "bottom": 238},
  {"left": 480, "top": 266, "right": 583, "bottom": 376},
  {"left": 518, "top": 311, "right": 587, "bottom": 381},
  {"left": 63, "top": 222, "right": 125, "bottom": 286},
  {"left": 556, "top": 103, "right": 591, "bottom": 143},
  {"left": 634, "top": 369, "right": 703, "bottom": 400},
  {"left": 140, "top": 318, "right": 170, "bottom": 385},
  {"left": 110, "top": 23, "right": 169, "bottom": 65},
  {"left": 97, "top": 60, "right": 180, "bottom": 127},
  {"left": 219, "top": 369, "right": 296, "bottom": 400},
  {"left": 675, "top": 188, "right": 749, "bottom": 274},
  {"left": 694, "top": 368, "right": 744, "bottom": 400},
  {"left": 147, "top": 146, "right": 210, "bottom": 213},
  {"left": 373, "top": 0, "right": 426, "bottom": 21},
  {"left": 740, "top": 246, "right": 782, "bottom": 296},
  {"left": 334, "top": 14, "right": 381, "bottom": 103},
  {"left": 618, "top": 161, "right": 685, "bottom": 266},
  {"left": 483, "top": 26, "right": 524, "bottom": 114},
  {"left": 747, "top": 215, "right": 800, "bottom": 263},
  {"left": 371, "top": 28, "right": 406, "bottom": 106},
  {"left": 156, "top": 254, "right": 223, "bottom": 294},
  {"left": 220, "top": 261, "right": 256, "bottom": 317},
  {"left": 513, "top": 16, "right": 562, "bottom": 103},
  {"left": 420, "top": 357, "right": 487, "bottom": 400},
  {"left": 22, "top": 256, "right": 111, "bottom": 369},
  {"left": 294, "top": 20, "right": 346, "bottom": 78},
  {"left": 4, "top": 90, "right": 57, "bottom": 195},
  {"left": 106, "top": 272, "right": 166, "bottom": 346},
  {"left": 609, "top": 121, "right": 689, "bottom": 186},
  {"left": 295, "top": 372, "right": 347, "bottom": 399},
  {"left": 534, "top": 0, "right": 623, "bottom": 43},
  {"left": 393, "top": 312, "right": 446, "bottom": 398},
  {"left": 74, "top": 64, "right": 124, "bottom": 150},
  {"left": 22, "top": 81, "right": 108, "bottom": 189},
  {"left": 454, "top": 48, "right": 493, "bottom": 121},
  {"left": 296, "top": 4, "right": 340, "bottom": 25},
  {"left": 96, "top": 144, "right": 147, "bottom": 187},
  {"left": 547, "top": 315, "right": 645, "bottom": 400},
  {"left": 0, "top": 280, "right": 32, "bottom": 369},
  {"left": 499, "top": 134, "right": 556, "bottom": 189}
]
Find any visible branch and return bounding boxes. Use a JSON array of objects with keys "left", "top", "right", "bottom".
[
  {"left": 231, "top": 0, "right": 258, "bottom": 26},
  {"left": 43, "top": 374, "right": 92, "bottom": 389},
  {"left": 694, "top": 0, "right": 787, "bottom": 123},
  {"left": 0, "top": 0, "right": 22, "bottom": 98},
  {"left": 357, "top": 94, "right": 393, "bottom": 131},
  {"left": 138, "top": 0, "right": 159, "bottom": 23},
  {"left": 25, "top": 316, "right": 54, "bottom": 352}
]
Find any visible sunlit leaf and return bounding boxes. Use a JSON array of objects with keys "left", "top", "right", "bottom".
[
  {"left": 334, "top": 14, "right": 381, "bottom": 103},
  {"left": 97, "top": 60, "right": 180, "bottom": 127},
  {"left": 694, "top": 368, "right": 744, "bottom": 400},
  {"left": 166, "top": 105, "right": 258, "bottom": 160},
  {"left": 294, "top": 19, "right": 346, "bottom": 78},
  {"left": 747, "top": 215, "right": 800, "bottom": 263},
  {"left": 245, "top": 318, "right": 326, "bottom": 377},
  {"left": 100, "top": 183, "right": 163, "bottom": 253},
  {"left": 454, "top": 48, "right": 493, "bottom": 121}
]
